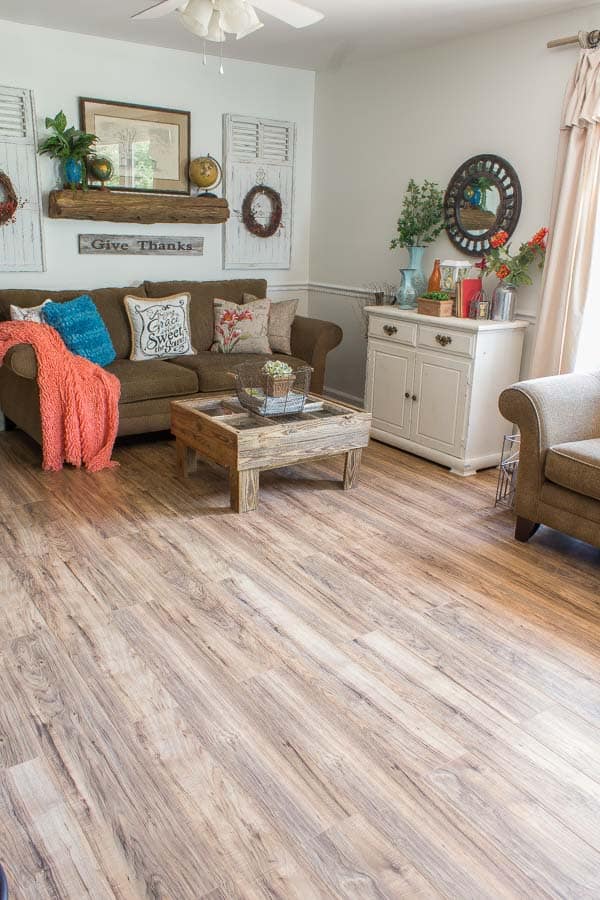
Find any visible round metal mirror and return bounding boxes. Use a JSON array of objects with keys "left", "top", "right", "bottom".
[{"left": 444, "top": 154, "right": 522, "bottom": 256}]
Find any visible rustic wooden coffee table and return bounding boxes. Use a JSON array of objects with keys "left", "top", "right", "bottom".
[{"left": 171, "top": 394, "right": 371, "bottom": 512}]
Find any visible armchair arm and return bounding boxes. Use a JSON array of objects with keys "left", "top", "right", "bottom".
[
  {"left": 290, "top": 315, "right": 343, "bottom": 394},
  {"left": 499, "top": 371, "right": 600, "bottom": 518},
  {"left": 2, "top": 344, "right": 37, "bottom": 380}
]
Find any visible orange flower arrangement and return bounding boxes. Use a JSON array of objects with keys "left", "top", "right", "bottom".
[
  {"left": 481, "top": 228, "right": 548, "bottom": 286},
  {"left": 490, "top": 230, "right": 509, "bottom": 249}
]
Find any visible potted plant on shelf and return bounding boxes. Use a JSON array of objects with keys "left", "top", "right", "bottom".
[
  {"left": 262, "top": 360, "right": 296, "bottom": 397},
  {"left": 480, "top": 227, "right": 548, "bottom": 321},
  {"left": 38, "top": 111, "right": 98, "bottom": 190},
  {"left": 390, "top": 179, "right": 444, "bottom": 308},
  {"left": 417, "top": 291, "right": 454, "bottom": 317}
]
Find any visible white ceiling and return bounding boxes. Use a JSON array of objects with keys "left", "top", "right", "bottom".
[{"left": 0, "top": 0, "right": 593, "bottom": 70}]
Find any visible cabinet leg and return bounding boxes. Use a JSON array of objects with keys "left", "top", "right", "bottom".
[
  {"left": 176, "top": 440, "right": 197, "bottom": 477},
  {"left": 230, "top": 468, "right": 260, "bottom": 513},
  {"left": 343, "top": 449, "right": 363, "bottom": 490},
  {"left": 515, "top": 517, "right": 540, "bottom": 543}
]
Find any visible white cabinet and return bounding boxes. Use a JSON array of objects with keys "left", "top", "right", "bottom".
[{"left": 365, "top": 308, "right": 528, "bottom": 475}]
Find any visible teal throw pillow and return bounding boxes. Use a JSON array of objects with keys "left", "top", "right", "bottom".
[{"left": 44, "top": 295, "right": 116, "bottom": 367}]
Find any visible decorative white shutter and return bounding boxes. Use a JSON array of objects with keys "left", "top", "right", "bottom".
[
  {"left": 223, "top": 114, "right": 295, "bottom": 270},
  {"left": 0, "top": 86, "right": 45, "bottom": 272}
]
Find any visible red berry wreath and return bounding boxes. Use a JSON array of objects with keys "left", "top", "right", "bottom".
[
  {"left": 241, "top": 184, "right": 282, "bottom": 238},
  {"left": 0, "top": 172, "right": 18, "bottom": 226}
]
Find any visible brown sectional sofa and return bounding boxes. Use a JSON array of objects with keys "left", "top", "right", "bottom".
[{"left": 0, "top": 278, "right": 343, "bottom": 445}]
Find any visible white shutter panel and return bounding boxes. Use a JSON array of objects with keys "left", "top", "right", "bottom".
[
  {"left": 223, "top": 114, "right": 296, "bottom": 270},
  {"left": 0, "top": 86, "right": 45, "bottom": 272}
]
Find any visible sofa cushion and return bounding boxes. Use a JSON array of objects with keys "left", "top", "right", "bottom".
[
  {"left": 545, "top": 438, "right": 600, "bottom": 501},
  {"left": 168, "top": 351, "right": 308, "bottom": 393},
  {"left": 44, "top": 295, "right": 116, "bottom": 367},
  {"left": 0, "top": 286, "right": 146, "bottom": 359},
  {"left": 105, "top": 358, "right": 198, "bottom": 404},
  {"left": 144, "top": 279, "right": 267, "bottom": 352}
]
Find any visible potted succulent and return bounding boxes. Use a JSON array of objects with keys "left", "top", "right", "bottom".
[
  {"left": 417, "top": 291, "right": 454, "bottom": 317},
  {"left": 262, "top": 359, "right": 296, "bottom": 397},
  {"left": 390, "top": 179, "right": 445, "bottom": 307},
  {"left": 38, "top": 111, "right": 98, "bottom": 189}
]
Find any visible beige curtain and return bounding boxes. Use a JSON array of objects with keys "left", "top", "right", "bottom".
[{"left": 531, "top": 49, "right": 600, "bottom": 377}]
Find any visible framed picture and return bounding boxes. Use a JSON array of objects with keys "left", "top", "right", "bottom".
[{"left": 80, "top": 98, "right": 190, "bottom": 195}]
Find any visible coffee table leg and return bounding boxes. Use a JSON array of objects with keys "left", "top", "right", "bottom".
[
  {"left": 230, "top": 468, "right": 260, "bottom": 512},
  {"left": 176, "top": 440, "right": 197, "bottom": 477},
  {"left": 343, "top": 449, "right": 362, "bottom": 490}
]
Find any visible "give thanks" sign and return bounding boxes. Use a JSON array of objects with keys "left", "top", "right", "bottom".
[{"left": 78, "top": 234, "right": 205, "bottom": 256}]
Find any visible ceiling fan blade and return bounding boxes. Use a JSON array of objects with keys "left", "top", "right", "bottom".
[
  {"left": 251, "top": 0, "right": 324, "bottom": 28},
  {"left": 131, "top": 0, "right": 184, "bottom": 20}
]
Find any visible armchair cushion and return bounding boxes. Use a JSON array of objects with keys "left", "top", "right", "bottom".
[{"left": 545, "top": 438, "right": 600, "bottom": 501}]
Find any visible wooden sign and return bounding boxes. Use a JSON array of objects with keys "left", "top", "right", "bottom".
[{"left": 78, "top": 234, "right": 204, "bottom": 256}]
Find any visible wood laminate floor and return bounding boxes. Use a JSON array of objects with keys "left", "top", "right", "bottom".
[{"left": 1, "top": 430, "right": 600, "bottom": 899}]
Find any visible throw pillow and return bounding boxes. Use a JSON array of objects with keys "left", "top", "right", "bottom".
[
  {"left": 43, "top": 295, "right": 116, "bottom": 367},
  {"left": 211, "top": 298, "right": 271, "bottom": 354},
  {"left": 10, "top": 300, "right": 50, "bottom": 323},
  {"left": 244, "top": 293, "right": 298, "bottom": 355},
  {"left": 124, "top": 293, "right": 195, "bottom": 361}
]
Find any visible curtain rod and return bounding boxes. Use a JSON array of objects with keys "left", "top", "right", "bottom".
[{"left": 547, "top": 29, "right": 600, "bottom": 49}]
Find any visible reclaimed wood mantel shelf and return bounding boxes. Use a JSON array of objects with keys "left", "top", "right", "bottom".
[{"left": 48, "top": 190, "right": 230, "bottom": 225}]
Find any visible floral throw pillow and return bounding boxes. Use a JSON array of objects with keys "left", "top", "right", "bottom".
[
  {"left": 124, "top": 293, "right": 195, "bottom": 361},
  {"left": 211, "top": 298, "right": 271, "bottom": 354},
  {"left": 10, "top": 300, "right": 50, "bottom": 323}
]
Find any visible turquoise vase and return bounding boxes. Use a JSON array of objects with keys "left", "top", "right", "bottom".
[
  {"left": 407, "top": 245, "right": 426, "bottom": 298},
  {"left": 394, "top": 268, "right": 419, "bottom": 308},
  {"left": 63, "top": 156, "right": 84, "bottom": 189}
]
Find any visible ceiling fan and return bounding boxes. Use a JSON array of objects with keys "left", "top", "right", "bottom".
[{"left": 131, "top": 0, "right": 324, "bottom": 42}]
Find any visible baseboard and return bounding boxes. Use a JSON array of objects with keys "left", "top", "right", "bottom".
[{"left": 323, "top": 385, "right": 365, "bottom": 408}]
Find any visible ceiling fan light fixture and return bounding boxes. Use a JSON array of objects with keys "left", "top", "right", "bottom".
[
  {"left": 178, "top": 0, "right": 213, "bottom": 36},
  {"left": 206, "top": 8, "right": 226, "bottom": 41},
  {"left": 235, "top": 5, "right": 264, "bottom": 39}
]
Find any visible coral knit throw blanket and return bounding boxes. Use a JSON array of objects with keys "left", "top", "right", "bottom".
[{"left": 0, "top": 321, "right": 120, "bottom": 472}]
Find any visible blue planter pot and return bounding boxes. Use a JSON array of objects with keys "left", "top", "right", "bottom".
[
  {"left": 407, "top": 245, "right": 426, "bottom": 298},
  {"left": 63, "top": 156, "right": 84, "bottom": 188},
  {"left": 395, "top": 268, "right": 419, "bottom": 308}
]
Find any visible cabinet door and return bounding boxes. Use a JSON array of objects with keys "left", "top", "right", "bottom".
[
  {"left": 366, "top": 341, "right": 414, "bottom": 439},
  {"left": 410, "top": 351, "right": 471, "bottom": 456}
]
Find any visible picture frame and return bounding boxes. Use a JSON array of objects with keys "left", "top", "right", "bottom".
[{"left": 80, "top": 97, "right": 190, "bottom": 195}]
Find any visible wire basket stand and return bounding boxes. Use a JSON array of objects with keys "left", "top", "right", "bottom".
[
  {"left": 233, "top": 363, "right": 312, "bottom": 417},
  {"left": 496, "top": 432, "right": 520, "bottom": 508}
]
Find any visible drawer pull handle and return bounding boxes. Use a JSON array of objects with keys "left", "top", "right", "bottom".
[
  {"left": 404, "top": 391, "right": 410, "bottom": 399},
  {"left": 383, "top": 324, "right": 398, "bottom": 336},
  {"left": 435, "top": 333, "right": 452, "bottom": 347},
  {"left": 412, "top": 394, "right": 418, "bottom": 402}
]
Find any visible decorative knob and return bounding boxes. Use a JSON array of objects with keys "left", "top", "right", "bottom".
[
  {"left": 435, "top": 334, "right": 452, "bottom": 347},
  {"left": 405, "top": 391, "right": 410, "bottom": 399},
  {"left": 383, "top": 324, "right": 398, "bottom": 335}
]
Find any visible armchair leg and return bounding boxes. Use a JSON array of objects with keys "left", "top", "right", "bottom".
[{"left": 515, "top": 516, "right": 540, "bottom": 543}]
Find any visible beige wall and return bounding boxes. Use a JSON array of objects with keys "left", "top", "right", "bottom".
[{"left": 310, "top": 3, "right": 600, "bottom": 402}]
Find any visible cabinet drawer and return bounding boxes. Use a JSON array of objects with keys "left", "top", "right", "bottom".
[
  {"left": 368, "top": 316, "right": 417, "bottom": 346},
  {"left": 418, "top": 324, "right": 475, "bottom": 358}
]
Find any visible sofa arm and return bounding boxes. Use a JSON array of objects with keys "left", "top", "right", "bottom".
[
  {"left": 499, "top": 371, "right": 600, "bottom": 518},
  {"left": 3, "top": 344, "right": 37, "bottom": 380},
  {"left": 290, "top": 315, "right": 343, "bottom": 394}
]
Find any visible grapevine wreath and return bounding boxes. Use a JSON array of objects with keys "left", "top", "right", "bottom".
[
  {"left": 0, "top": 172, "right": 18, "bottom": 226},
  {"left": 241, "top": 184, "right": 282, "bottom": 238}
]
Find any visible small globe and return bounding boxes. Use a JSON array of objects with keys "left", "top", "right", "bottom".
[
  {"left": 88, "top": 156, "right": 114, "bottom": 184},
  {"left": 189, "top": 155, "right": 222, "bottom": 192}
]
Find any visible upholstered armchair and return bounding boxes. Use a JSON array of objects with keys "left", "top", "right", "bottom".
[{"left": 499, "top": 371, "right": 600, "bottom": 548}]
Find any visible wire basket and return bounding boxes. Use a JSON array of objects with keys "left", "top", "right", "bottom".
[
  {"left": 233, "top": 362, "right": 312, "bottom": 417},
  {"left": 496, "top": 432, "right": 520, "bottom": 508}
]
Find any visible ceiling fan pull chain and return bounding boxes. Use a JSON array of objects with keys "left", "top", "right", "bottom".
[
  {"left": 219, "top": 41, "right": 224, "bottom": 74},
  {"left": 203, "top": 38, "right": 207, "bottom": 64}
]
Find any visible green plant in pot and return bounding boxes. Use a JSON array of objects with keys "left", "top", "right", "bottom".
[
  {"left": 390, "top": 179, "right": 444, "bottom": 308},
  {"left": 38, "top": 111, "right": 98, "bottom": 190}
]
